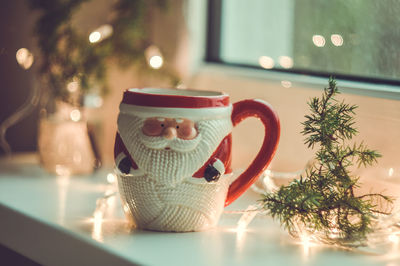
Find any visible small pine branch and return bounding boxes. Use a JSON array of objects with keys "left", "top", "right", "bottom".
[{"left": 262, "top": 77, "right": 392, "bottom": 246}]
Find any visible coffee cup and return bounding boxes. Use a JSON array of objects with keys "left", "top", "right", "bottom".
[{"left": 114, "top": 88, "right": 280, "bottom": 232}]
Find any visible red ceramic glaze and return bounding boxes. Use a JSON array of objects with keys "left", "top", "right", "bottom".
[
  {"left": 122, "top": 88, "right": 230, "bottom": 108},
  {"left": 224, "top": 99, "right": 280, "bottom": 206},
  {"left": 192, "top": 135, "right": 233, "bottom": 178}
]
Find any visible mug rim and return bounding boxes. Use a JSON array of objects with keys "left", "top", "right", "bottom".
[
  {"left": 127, "top": 88, "right": 228, "bottom": 98},
  {"left": 122, "top": 87, "right": 231, "bottom": 109}
]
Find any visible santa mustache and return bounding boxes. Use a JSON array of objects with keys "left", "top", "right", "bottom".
[{"left": 138, "top": 132, "right": 202, "bottom": 152}]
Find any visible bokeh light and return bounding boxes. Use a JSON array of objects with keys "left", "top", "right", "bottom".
[
  {"left": 331, "top": 34, "right": 344, "bottom": 46},
  {"left": 89, "top": 32, "right": 101, "bottom": 43},
  {"left": 312, "top": 35, "right": 326, "bottom": 47},
  {"left": 70, "top": 109, "right": 81, "bottom": 122},
  {"left": 16, "top": 48, "right": 34, "bottom": 69},
  {"left": 149, "top": 55, "right": 163, "bottom": 69},
  {"left": 258, "top": 56, "right": 275, "bottom": 69},
  {"left": 279, "top": 56, "right": 294, "bottom": 69}
]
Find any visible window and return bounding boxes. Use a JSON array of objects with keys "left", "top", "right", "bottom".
[{"left": 207, "top": 0, "right": 400, "bottom": 85}]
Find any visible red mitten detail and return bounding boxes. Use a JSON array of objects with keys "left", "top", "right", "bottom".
[
  {"left": 114, "top": 133, "right": 138, "bottom": 170},
  {"left": 193, "top": 135, "right": 232, "bottom": 178}
]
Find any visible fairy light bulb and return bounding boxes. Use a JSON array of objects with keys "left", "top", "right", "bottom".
[
  {"left": 389, "top": 168, "right": 394, "bottom": 177},
  {"left": 149, "top": 55, "right": 163, "bottom": 69},
  {"left": 236, "top": 205, "right": 259, "bottom": 232},
  {"left": 278, "top": 56, "right": 293, "bottom": 69},
  {"left": 89, "top": 32, "right": 101, "bottom": 43},
  {"left": 16, "top": 48, "right": 34, "bottom": 69},
  {"left": 312, "top": 35, "right": 326, "bottom": 47},
  {"left": 331, "top": 34, "right": 344, "bottom": 47},
  {"left": 145, "top": 45, "right": 164, "bottom": 69},
  {"left": 67, "top": 80, "right": 79, "bottom": 93},
  {"left": 259, "top": 56, "right": 274, "bottom": 69},
  {"left": 388, "top": 233, "right": 399, "bottom": 244},
  {"left": 89, "top": 24, "right": 113, "bottom": 43},
  {"left": 92, "top": 209, "right": 104, "bottom": 242},
  {"left": 70, "top": 109, "right": 81, "bottom": 122},
  {"left": 107, "top": 173, "right": 116, "bottom": 183},
  {"left": 281, "top": 80, "right": 292, "bottom": 88},
  {"left": 301, "top": 233, "right": 312, "bottom": 257}
]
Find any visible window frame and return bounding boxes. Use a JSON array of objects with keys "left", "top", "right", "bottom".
[{"left": 201, "top": 0, "right": 400, "bottom": 99}]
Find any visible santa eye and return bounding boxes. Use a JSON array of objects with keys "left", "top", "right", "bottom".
[
  {"left": 161, "top": 124, "right": 164, "bottom": 127},
  {"left": 176, "top": 125, "right": 179, "bottom": 129}
]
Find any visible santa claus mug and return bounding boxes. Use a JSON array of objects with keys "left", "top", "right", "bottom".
[{"left": 114, "top": 88, "right": 280, "bottom": 232}]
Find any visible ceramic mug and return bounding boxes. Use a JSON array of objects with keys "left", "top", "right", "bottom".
[{"left": 114, "top": 88, "right": 280, "bottom": 232}]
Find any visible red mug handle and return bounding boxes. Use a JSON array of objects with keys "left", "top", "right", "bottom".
[{"left": 225, "top": 99, "right": 280, "bottom": 206}]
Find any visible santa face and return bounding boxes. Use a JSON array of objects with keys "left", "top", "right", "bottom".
[
  {"left": 142, "top": 118, "right": 198, "bottom": 140},
  {"left": 117, "top": 113, "right": 232, "bottom": 186},
  {"left": 140, "top": 118, "right": 201, "bottom": 152}
]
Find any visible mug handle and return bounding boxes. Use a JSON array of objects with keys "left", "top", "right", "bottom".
[{"left": 225, "top": 99, "right": 280, "bottom": 206}]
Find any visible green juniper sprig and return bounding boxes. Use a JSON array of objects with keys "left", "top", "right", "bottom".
[{"left": 262, "top": 77, "right": 392, "bottom": 246}]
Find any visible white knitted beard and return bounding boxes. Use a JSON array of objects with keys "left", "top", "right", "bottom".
[
  {"left": 118, "top": 113, "right": 232, "bottom": 186},
  {"left": 139, "top": 132, "right": 202, "bottom": 153}
]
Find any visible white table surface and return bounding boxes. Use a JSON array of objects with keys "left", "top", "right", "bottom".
[{"left": 0, "top": 154, "right": 399, "bottom": 266}]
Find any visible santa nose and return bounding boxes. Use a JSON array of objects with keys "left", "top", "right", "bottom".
[{"left": 163, "top": 127, "right": 177, "bottom": 140}]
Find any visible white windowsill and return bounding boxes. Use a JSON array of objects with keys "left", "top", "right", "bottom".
[{"left": 1, "top": 154, "right": 399, "bottom": 265}]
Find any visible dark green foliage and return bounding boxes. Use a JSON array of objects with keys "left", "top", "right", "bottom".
[
  {"left": 262, "top": 78, "right": 392, "bottom": 245},
  {"left": 27, "top": 0, "right": 180, "bottom": 101}
]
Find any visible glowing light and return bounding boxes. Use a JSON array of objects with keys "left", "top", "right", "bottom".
[
  {"left": 278, "top": 56, "right": 294, "bottom": 69},
  {"left": 328, "top": 220, "right": 340, "bottom": 239},
  {"left": 56, "top": 175, "right": 70, "bottom": 225},
  {"left": 93, "top": 97, "right": 103, "bottom": 108},
  {"left": 16, "top": 48, "right": 34, "bottom": 69},
  {"left": 258, "top": 56, "right": 275, "bottom": 69},
  {"left": 89, "top": 31, "right": 101, "bottom": 43},
  {"left": 388, "top": 233, "right": 399, "bottom": 244},
  {"left": 237, "top": 219, "right": 248, "bottom": 233},
  {"left": 67, "top": 81, "right": 79, "bottom": 93},
  {"left": 235, "top": 205, "right": 258, "bottom": 251},
  {"left": 389, "top": 168, "right": 394, "bottom": 177},
  {"left": 89, "top": 24, "right": 113, "bottom": 44},
  {"left": 98, "top": 24, "right": 113, "bottom": 38},
  {"left": 145, "top": 45, "right": 164, "bottom": 69},
  {"left": 281, "top": 80, "right": 292, "bottom": 88},
  {"left": 84, "top": 94, "right": 103, "bottom": 108},
  {"left": 70, "top": 109, "right": 81, "bottom": 122},
  {"left": 236, "top": 205, "right": 259, "bottom": 232},
  {"left": 331, "top": 34, "right": 344, "bottom": 47},
  {"left": 55, "top": 164, "right": 71, "bottom": 176},
  {"left": 107, "top": 194, "right": 116, "bottom": 206},
  {"left": 107, "top": 173, "right": 116, "bottom": 183},
  {"left": 312, "top": 35, "right": 326, "bottom": 47},
  {"left": 149, "top": 55, "right": 163, "bottom": 69},
  {"left": 92, "top": 209, "right": 104, "bottom": 242},
  {"left": 301, "top": 233, "right": 312, "bottom": 257},
  {"left": 262, "top": 173, "right": 278, "bottom": 193},
  {"left": 176, "top": 82, "right": 186, "bottom": 89}
]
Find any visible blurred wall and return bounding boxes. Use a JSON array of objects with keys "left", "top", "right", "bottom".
[
  {"left": 0, "top": 0, "right": 39, "bottom": 155},
  {"left": 0, "top": 0, "right": 187, "bottom": 163}
]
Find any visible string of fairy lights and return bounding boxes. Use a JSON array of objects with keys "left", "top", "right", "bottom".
[{"left": 81, "top": 167, "right": 400, "bottom": 258}]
